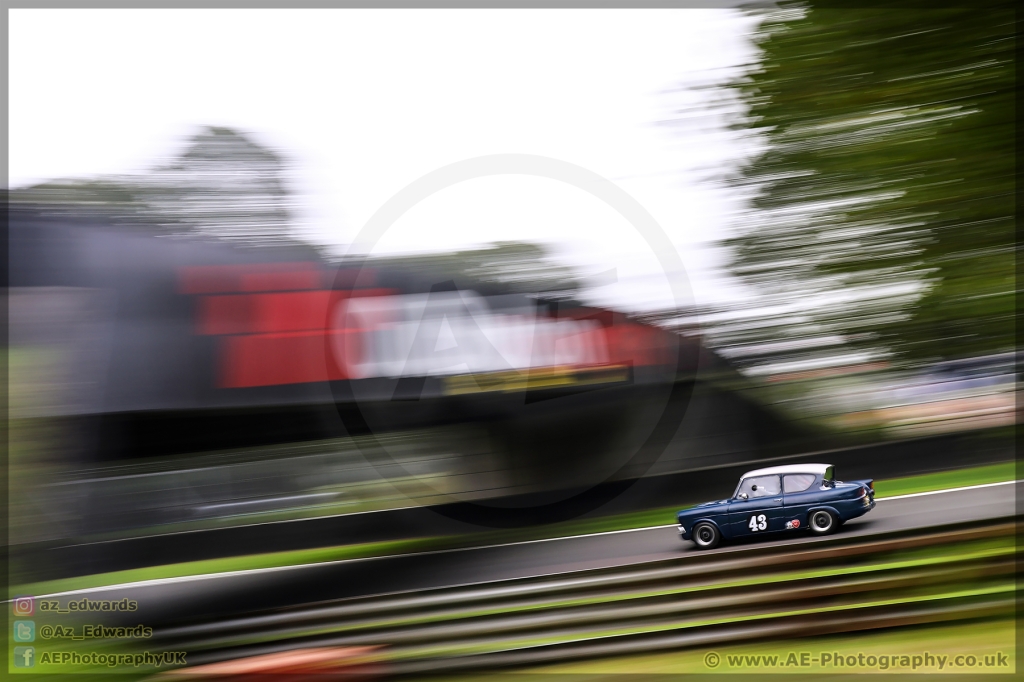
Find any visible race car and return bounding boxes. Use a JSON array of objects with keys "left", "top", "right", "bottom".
[{"left": 676, "top": 463, "right": 875, "bottom": 549}]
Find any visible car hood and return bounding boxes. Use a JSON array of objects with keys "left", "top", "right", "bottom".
[
  {"left": 695, "top": 499, "right": 731, "bottom": 508},
  {"left": 677, "top": 499, "right": 730, "bottom": 516}
]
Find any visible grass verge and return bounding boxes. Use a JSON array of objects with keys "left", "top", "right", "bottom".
[
  {"left": 873, "top": 461, "right": 1015, "bottom": 498},
  {"left": 504, "top": 616, "right": 1016, "bottom": 675},
  {"left": 16, "top": 537, "right": 437, "bottom": 598}
]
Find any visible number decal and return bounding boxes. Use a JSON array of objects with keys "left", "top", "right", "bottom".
[{"left": 748, "top": 514, "right": 768, "bottom": 531}]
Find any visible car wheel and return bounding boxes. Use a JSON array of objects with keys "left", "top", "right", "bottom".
[
  {"left": 692, "top": 522, "right": 721, "bottom": 549},
  {"left": 809, "top": 510, "right": 837, "bottom": 535}
]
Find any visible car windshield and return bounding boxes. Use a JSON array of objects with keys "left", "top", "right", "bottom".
[{"left": 736, "top": 474, "right": 781, "bottom": 498}]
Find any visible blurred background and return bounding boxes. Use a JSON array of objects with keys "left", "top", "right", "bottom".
[{"left": 5, "top": 2, "right": 1016, "bottom": 678}]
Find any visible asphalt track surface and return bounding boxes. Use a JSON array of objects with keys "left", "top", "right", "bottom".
[{"left": 36, "top": 481, "right": 1016, "bottom": 631}]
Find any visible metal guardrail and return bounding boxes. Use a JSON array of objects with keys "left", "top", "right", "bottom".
[{"left": 153, "top": 518, "right": 1016, "bottom": 676}]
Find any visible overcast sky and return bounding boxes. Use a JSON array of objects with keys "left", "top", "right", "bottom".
[{"left": 9, "top": 9, "right": 761, "bottom": 312}]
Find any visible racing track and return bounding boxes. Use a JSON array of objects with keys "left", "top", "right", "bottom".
[{"left": 32, "top": 481, "right": 1017, "bottom": 631}]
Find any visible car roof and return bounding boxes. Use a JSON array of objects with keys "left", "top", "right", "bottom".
[{"left": 740, "top": 463, "right": 833, "bottom": 479}]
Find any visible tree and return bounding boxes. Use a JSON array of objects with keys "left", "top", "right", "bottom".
[
  {"left": 719, "top": 1, "right": 1014, "bottom": 366},
  {"left": 363, "top": 241, "right": 582, "bottom": 297},
  {"left": 138, "top": 126, "right": 295, "bottom": 244},
  {"left": 13, "top": 126, "right": 305, "bottom": 248}
]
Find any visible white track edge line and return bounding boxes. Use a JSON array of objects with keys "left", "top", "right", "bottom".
[{"left": 877, "top": 478, "right": 1017, "bottom": 501}]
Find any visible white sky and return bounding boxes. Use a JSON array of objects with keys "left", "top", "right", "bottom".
[{"left": 9, "top": 9, "right": 761, "bottom": 312}]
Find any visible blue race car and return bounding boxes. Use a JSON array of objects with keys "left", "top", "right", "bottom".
[{"left": 677, "top": 463, "right": 875, "bottom": 549}]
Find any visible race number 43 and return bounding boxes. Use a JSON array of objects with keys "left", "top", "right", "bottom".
[{"left": 748, "top": 514, "right": 768, "bottom": 531}]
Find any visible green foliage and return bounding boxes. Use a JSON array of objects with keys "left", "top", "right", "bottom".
[
  {"left": 141, "top": 126, "right": 295, "bottom": 243},
  {"left": 365, "top": 241, "right": 581, "bottom": 296},
  {"left": 12, "top": 126, "right": 308, "bottom": 249},
  {"left": 724, "top": 2, "right": 1014, "bottom": 363}
]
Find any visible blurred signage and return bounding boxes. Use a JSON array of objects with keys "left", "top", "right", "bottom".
[{"left": 180, "top": 264, "right": 677, "bottom": 390}]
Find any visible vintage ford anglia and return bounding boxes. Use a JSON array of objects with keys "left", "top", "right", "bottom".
[{"left": 677, "top": 463, "right": 875, "bottom": 549}]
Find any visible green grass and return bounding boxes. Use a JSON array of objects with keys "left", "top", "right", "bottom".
[
  {"left": 190, "top": 536, "right": 1014, "bottom": 653},
  {"left": 504, "top": 617, "right": 1016, "bottom": 676},
  {"left": 401, "top": 583, "right": 1015, "bottom": 660},
  {"left": 16, "top": 537, "right": 437, "bottom": 598},
  {"left": 14, "top": 461, "right": 1015, "bottom": 597},
  {"left": 873, "top": 461, "right": 1015, "bottom": 498}
]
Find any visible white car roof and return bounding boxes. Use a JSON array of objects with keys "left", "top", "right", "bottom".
[{"left": 740, "top": 463, "right": 833, "bottom": 479}]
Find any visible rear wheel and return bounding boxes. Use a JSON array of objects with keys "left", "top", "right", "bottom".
[
  {"left": 692, "top": 522, "right": 721, "bottom": 549},
  {"left": 809, "top": 510, "right": 837, "bottom": 535}
]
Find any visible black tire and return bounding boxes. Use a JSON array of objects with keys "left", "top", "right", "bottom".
[
  {"left": 809, "top": 510, "right": 837, "bottom": 535},
  {"left": 692, "top": 522, "right": 721, "bottom": 549}
]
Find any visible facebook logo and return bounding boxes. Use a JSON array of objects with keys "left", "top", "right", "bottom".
[{"left": 14, "top": 646, "right": 35, "bottom": 668}]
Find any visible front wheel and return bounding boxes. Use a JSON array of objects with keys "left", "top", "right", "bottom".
[
  {"left": 692, "top": 522, "right": 721, "bottom": 549},
  {"left": 809, "top": 510, "right": 837, "bottom": 535}
]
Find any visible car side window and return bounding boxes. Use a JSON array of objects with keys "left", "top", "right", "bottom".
[
  {"left": 741, "top": 475, "right": 781, "bottom": 498},
  {"left": 784, "top": 474, "right": 816, "bottom": 493}
]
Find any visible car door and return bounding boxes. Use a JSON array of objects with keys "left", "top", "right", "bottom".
[
  {"left": 728, "top": 474, "right": 784, "bottom": 537},
  {"left": 782, "top": 473, "right": 819, "bottom": 525}
]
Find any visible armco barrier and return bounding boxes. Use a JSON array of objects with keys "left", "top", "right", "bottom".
[{"left": 154, "top": 517, "right": 1015, "bottom": 676}]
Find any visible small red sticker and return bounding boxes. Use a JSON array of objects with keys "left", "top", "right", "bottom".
[{"left": 792, "top": 520, "right": 800, "bottom": 528}]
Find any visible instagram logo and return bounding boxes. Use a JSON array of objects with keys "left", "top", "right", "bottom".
[{"left": 12, "top": 596, "right": 34, "bottom": 616}]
